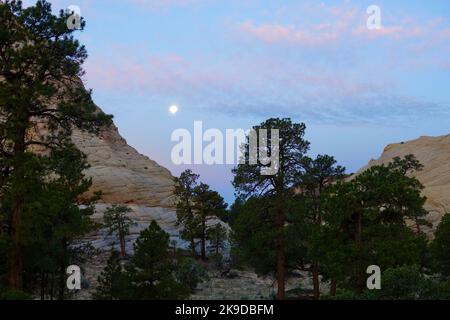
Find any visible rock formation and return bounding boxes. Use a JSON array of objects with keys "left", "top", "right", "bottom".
[
  {"left": 71, "top": 116, "right": 228, "bottom": 253},
  {"left": 72, "top": 124, "right": 175, "bottom": 207},
  {"left": 70, "top": 121, "right": 185, "bottom": 252},
  {"left": 357, "top": 134, "right": 450, "bottom": 232}
]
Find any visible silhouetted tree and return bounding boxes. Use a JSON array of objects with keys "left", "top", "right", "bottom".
[
  {"left": 233, "top": 118, "right": 310, "bottom": 299},
  {"left": 0, "top": 0, "right": 111, "bottom": 290},
  {"left": 103, "top": 205, "right": 135, "bottom": 257}
]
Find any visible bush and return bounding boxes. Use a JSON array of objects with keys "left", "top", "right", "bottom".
[
  {"left": 176, "top": 258, "right": 209, "bottom": 291},
  {"left": 431, "top": 214, "right": 450, "bottom": 277},
  {"left": 376, "top": 265, "right": 450, "bottom": 300},
  {"left": 0, "top": 289, "right": 31, "bottom": 300},
  {"left": 210, "top": 252, "right": 224, "bottom": 269}
]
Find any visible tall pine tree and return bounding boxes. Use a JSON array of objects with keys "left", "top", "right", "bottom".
[
  {"left": 0, "top": 0, "right": 111, "bottom": 290},
  {"left": 232, "top": 118, "right": 310, "bottom": 299}
]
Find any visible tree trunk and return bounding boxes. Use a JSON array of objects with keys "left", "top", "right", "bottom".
[
  {"left": 312, "top": 262, "right": 320, "bottom": 300},
  {"left": 330, "top": 279, "right": 337, "bottom": 296},
  {"left": 58, "top": 265, "right": 66, "bottom": 300},
  {"left": 201, "top": 218, "right": 206, "bottom": 260},
  {"left": 50, "top": 273, "right": 54, "bottom": 300},
  {"left": 276, "top": 207, "right": 285, "bottom": 300},
  {"left": 191, "top": 238, "right": 196, "bottom": 258},
  {"left": 40, "top": 271, "right": 46, "bottom": 300},
  {"left": 8, "top": 123, "right": 27, "bottom": 290},
  {"left": 8, "top": 200, "right": 24, "bottom": 290},
  {"left": 119, "top": 232, "right": 126, "bottom": 257}
]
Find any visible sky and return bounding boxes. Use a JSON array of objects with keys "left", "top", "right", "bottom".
[{"left": 23, "top": 0, "right": 450, "bottom": 204}]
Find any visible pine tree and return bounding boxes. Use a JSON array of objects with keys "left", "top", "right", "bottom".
[
  {"left": 207, "top": 223, "right": 227, "bottom": 255},
  {"left": 193, "top": 183, "right": 227, "bottom": 260},
  {"left": 295, "top": 154, "right": 346, "bottom": 299},
  {"left": 232, "top": 118, "right": 310, "bottom": 299},
  {"left": 126, "top": 221, "right": 190, "bottom": 300},
  {"left": 174, "top": 169, "right": 200, "bottom": 257},
  {"left": 103, "top": 205, "right": 135, "bottom": 257},
  {"left": 431, "top": 213, "right": 450, "bottom": 278},
  {"left": 18, "top": 143, "right": 99, "bottom": 299},
  {"left": 313, "top": 155, "right": 429, "bottom": 294},
  {"left": 94, "top": 250, "right": 129, "bottom": 300},
  {"left": 0, "top": 0, "right": 112, "bottom": 290}
]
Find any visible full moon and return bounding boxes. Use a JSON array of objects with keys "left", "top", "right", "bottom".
[{"left": 169, "top": 105, "right": 179, "bottom": 115}]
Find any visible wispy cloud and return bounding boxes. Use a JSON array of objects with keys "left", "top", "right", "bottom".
[
  {"left": 128, "top": 0, "right": 209, "bottom": 9},
  {"left": 235, "top": 21, "right": 338, "bottom": 47},
  {"left": 80, "top": 1, "right": 450, "bottom": 125}
]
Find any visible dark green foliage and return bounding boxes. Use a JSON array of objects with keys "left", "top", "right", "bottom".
[
  {"left": 193, "top": 183, "right": 227, "bottom": 260},
  {"left": 325, "top": 265, "right": 450, "bottom": 300},
  {"left": 175, "top": 170, "right": 227, "bottom": 260},
  {"left": 0, "top": 0, "right": 112, "bottom": 137},
  {"left": 206, "top": 223, "right": 227, "bottom": 255},
  {"left": 18, "top": 144, "right": 98, "bottom": 299},
  {"left": 293, "top": 154, "right": 346, "bottom": 298},
  {"left": 0, "top": 288, "right": 31, "bottom": 300},
  {"left": 125, "top": 221, "right": 190, "bottom": 300},
  {"left": 174, "top": 169, "right": 200, "bottom": 257},
  {"left": 93, "top": 250, "right": 129, "bottom": 300},
  {"left": 232, "top": 118, "right": 310, "bottom": 299},
  {"left": 230, "top": 196, "right": 278, "bottom": 275},
  {"left": 232, "top": 118, "right": 309, "bottom": 199},
  {"left": 175, "top": 258, "right": 209, "bottom": 291},
  {"left": 0, "top": 143, "right": 99, "bottom": 299},
  {"left": 0, "top": 0, "right": 112, "bottom": 293},
  {"left": 313, "top": 155, "right": 429, "bottom": 293},
  {"left": 94, "top": 223, "right": 192, "bottom": 300},
  {"left": 430, "top": 213, "right": 450, "bottom": 277},
  {"left": 376, "top": 265, "right": 450, "bottom": 300}
]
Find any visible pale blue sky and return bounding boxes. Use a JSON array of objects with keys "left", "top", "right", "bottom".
[{"left": 24, "top": 0, "right": 450, "bottom": 203}]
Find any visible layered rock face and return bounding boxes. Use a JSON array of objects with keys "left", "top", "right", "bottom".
[
  {"left": 71, "top": 124, "right": 175, "bottom": 207},
  {"left": 357, "top": 134, "right": 450, "bottom": 232},
  {"left": 70, "top": 118, "right": 182, "bottom": 252},
  {"left": 71, "top": 118, "right": 227, "bottom": 253}
]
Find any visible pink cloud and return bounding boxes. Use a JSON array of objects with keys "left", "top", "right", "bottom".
[
  {"left": 236, "top": 21, "right": 338, "bottom": 47},
  {"left": 352, "top": 25, "right": 425, "bottom": 40},
  {"left": 128, "top": 0, "right": 209, "bottom": 9}
]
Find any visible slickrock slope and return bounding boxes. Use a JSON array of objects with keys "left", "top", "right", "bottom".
[
  {"left": 71, "top": 124, "right": 175, "bottom": 207},
  {"left": 69, "top": 114, "right": 230, "bottom": 299},
  {"left": 357, "top": 134, "right": 450, "bottom": 232},
  {"left": 70, "top": 115, "right": 228, "bottom": 253},
  {"left": 70, "top": 116, "right": 182, "bottom": 252}
]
